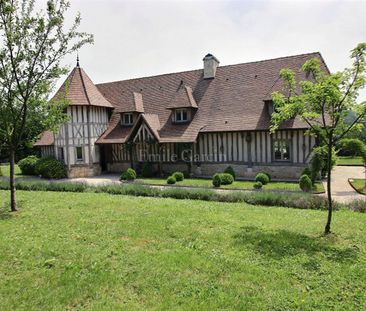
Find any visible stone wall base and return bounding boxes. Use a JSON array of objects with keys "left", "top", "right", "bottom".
[
  {"left": 107, "top": 162, "right": 131, "bottom": 173},
  {"left": 67, "top": 164, "right": 101, "bottom": 178}
]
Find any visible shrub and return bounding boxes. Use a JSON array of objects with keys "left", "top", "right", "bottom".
[
  {"left": 167, "top": 176, "right": 176, "bottom": 184},
  {"left": 18, "top": 155, "right": 40, "bottom": 175},
  {"left": 212, "top": 173, "right": 221, "bottom": 188},
  {"left": 264, "top": 172, "right": 271, "bottom": 182},
  {"left": 141, "top": 162, "right": 153, "bottom": 178},
  {"left": 173, "top": 171, "right": 184, "bottom": 182},
  {"left": 253, "top": 181, "right": 262, "bottom": 189},
  {"left": 299, "top": 174, "right": 312, "bottom": 192},
  {"left": 310, "top": 146, "right": 337, "bottom": 180},
  {"left": 35, "top": 157, "right": 66, "bottom": 179},
  {"left": 340, "top": 138, "right": 366, "bottom": 158},
  {"left": 255, "top": 173, "right": 269, "bottom": 185},
  {"left": 302, "top": 167, "right": 312, "bottom": 178},
  {"left": 120, "top": 168, "right": 137, "bottom": 181},
  {"left": 224, "top": 166, "right": 236, "bottom": 180},
  {"left": 219, "top": 173, "right": 234, "bottom": 185},
  {"left": 345, "top": 199, "right": 366, "bottom": 213}
]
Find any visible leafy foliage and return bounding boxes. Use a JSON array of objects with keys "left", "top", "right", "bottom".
[
  {"left": 120, "top": 168, "right": 137, "bottom": 181},
  {"left": 224, "top": 166, "right": 236, "bottom": 180},
  {"left": 253, "top": 181, "right": 263, "bottom": 189},
  {"left": 172, "top": 171, "right": 184, "bottom": 182},
  {"left": 255, "top": 173, "right": 270, "bottom": 185},
  {"left": 212, "top": 173, "right": 221, "bottom": 188},
  {"left": 299, "top": 175, "right": 312, "bottom": 192},
  {"left": 302, "top": 167, "right": 312, "bottom": 178},
  {"left": 270, "top": 42, "right": 366, "bottom": 233},
  {"left": 35, "top": 157, "right": 66, "bottom": 179},
  {"left": 18, "top": 155, "right": 40, "bottom": 175},
  {"left": 167, "top": 176, "right": 176, "bottom": 184},
  {"left": 218, "top": 173, "right": 234, "bottom": 185},
  {"left": 339, "top": 138, "right": 366, "bottom": 161}
]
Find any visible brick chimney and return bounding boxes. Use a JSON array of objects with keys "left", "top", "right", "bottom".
[{"left": 203, "top": 53, "right": 220, "bottom": 79}]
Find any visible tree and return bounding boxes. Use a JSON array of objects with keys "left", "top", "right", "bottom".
[
  {"left": 0, "top": 0, "right": 93, "bottom": 212},
  {"left": 270, "top": 43, "right": 366, "bottom": 234}
]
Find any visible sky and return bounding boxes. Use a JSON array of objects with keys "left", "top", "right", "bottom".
[{"left": 50, "top": 0, "right": 366, "bottom": 100}]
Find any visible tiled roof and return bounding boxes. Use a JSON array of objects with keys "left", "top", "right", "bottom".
[
  {"left": 52, "top": 66, "right": 114, "bottom": 108},
  {"left": 167, "top": 85, "right": 198, "bottom": 109},
  {"left": 116, "top": 92, "right": 145, "bottom": 113},
  {"left": 96, "top": 52, "right": 329, "bottom": 143},
  {"left": 33, "top": 131, "right": 54, "bottom": 146}
]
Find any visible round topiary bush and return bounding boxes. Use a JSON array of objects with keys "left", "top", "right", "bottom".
[
  {"left": 255, "top": 173, "right": 269, "bottom": 185},
  {"left": 35, "top": 157, "right": 66, "bottom": 179},
  {"left": 173, "top": 171, "right": 184, "bottom": 182},
  {"left": 224, "top": 166, "right": 236, "bottom": 180},
  {"left": 219, "top": 173, "right": 234, "bottom": 185},
  {"left": 264, "top": 172, "right": 271, "bottom": 182},
  {"left": 120, "top": 168, "right": 137, "bottom": 181},
  {"left": 212, "top": 173, "right": 221, "bottom": 188},
  {"left": 167, "top": 175, "right": 176, "bottom": 184},
  {"left": 253, "top": 181, "right": 263, "bottom": 189},
  {"left": 299, "top": 174, "right": 312, "bottom": 192},
  {"left": 18, "top": 155, "right": 40, "bottom": 175},
  {"left": 141, "top": 162, "right": 153, "bottom": 178}
]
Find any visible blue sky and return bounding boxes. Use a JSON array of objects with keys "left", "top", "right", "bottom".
[{"left": 54, "top": 0, "right": 366, "bottom": 100}]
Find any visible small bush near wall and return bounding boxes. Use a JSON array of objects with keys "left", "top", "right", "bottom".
[
  {"left": 18, "top": 155, "right": 40, "bottom": 175},
  {"left": 120, "top": 168, "right": 137, "bottom": 181},
  {"left": 264, "top": 172, "right": 271, "bottom": 182},
  {"left": 255, "top": 173, "right": 269, "bottom": 185},
  {"left": 219, "top": 173, "right": 234, "bottom": 185},
  {"left": 299, "top": 175, "right": 312, "bottom": 192},
  {"left": 173, "top": 172, "right": 184, "bottom": 182},
  {"left": 253, "top": 181, "right": 262, "bottom": 189},
  {"left": 35, "top": 157, "right": 66, "bottom": 179},
  {"left": 302, "top": 167, "right": 312, "bottom": 179},
  {"left": 224, "top": 166, "right": 236, "bottom": 180},
  {"left": 167, "top": 176, "right": 176, "bottom": 184},
  {"left": 212, "top": 174, "right": 221, "bottom": 188}
]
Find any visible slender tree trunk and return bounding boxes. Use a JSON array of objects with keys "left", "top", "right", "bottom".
[
  {"left": 9, "top": 148, "right": 17, "bottom": 212},
  {"left": 325, "top": 139, "right": 333, "bottom": 234}
]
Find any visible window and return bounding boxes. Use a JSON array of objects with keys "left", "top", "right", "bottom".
[
  {"left": 122, "top": 113, "right": 133, "bottom": 126},
  {"left": 76, "top": 146, "right": 83, "bottom": 161},
  {"left": 273, "top": 140, "right": 291, "bottom": 161},
  {"left": 58, "top": 147, "right": 64, "bottom": 162},
  {"left": 174, "top": 109, "right": 189, "bottom": 123}
]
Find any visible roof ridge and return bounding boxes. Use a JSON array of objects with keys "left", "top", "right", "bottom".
[
  {"left": 95, "top": 52, "right": 322, "bottom": 86},
  {"left": 78, "top": 67, "right": 92, "bottom": 106}
]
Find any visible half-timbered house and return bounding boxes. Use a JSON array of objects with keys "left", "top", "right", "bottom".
[{"left": 34, "top": 52, "right": 330, "bottom": 178}]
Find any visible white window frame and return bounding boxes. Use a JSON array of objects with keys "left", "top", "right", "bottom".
[
  {"left": 273, "top": 139, "right": 291, "bottom": 162},
  {"left": 122, "top": 113, "right": 134, "bottom": 126},
  {"left": 174, "top": 109, "right": 189, "bottom": 123},
  {"left": 76, "top": 146, "right": 83, "bottom": 162}
]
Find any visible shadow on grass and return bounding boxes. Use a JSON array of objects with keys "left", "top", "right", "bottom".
[{"left": 233, "top": 226, "right": 358, "bottom": 263}]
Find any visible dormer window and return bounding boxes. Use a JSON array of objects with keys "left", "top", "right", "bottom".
[
  {"left": 174, "top": 108, "right": 189, "bottom": 123},
  {"left": 122, "top": 113, "right": 134, "bottom": 126}
]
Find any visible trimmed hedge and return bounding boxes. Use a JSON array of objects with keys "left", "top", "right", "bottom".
[
  {"left": 299, "top": 174, "right": 312, "bottom": 192},
  {"left": 120, "top": 168, "right": 137, "bottom": 181},
  {"left": 35, "top": 157, "right": 66, "bottom": 179},
  {"left": 218, "top": 173, "right": 234, "bottom": 185},
  {"left": 224, "top": 166, "right": 236, "bottom": 180},
  {"left": 0, "top": 179, "right": 336, "bottom": 210},
  {"left": 255, "top": 173, "right": 269, "bottom": 185},
  {"left": 172, "top": 172, "right": 184, "bottom": 182},
  {"left": 212, "top": 174, "right": 221, "bottom": 188},
  {"left": 264, "top": 172, "right": 271, "bottom": 182},
  {"left": 167, "top": 176, "right": 176, "bottom": 184},
  {"left": 253, "top": 181, "right": 262, "bottom": 189},
  {"left": 18, "top": 156, "right": 40, "bottom": 175}
]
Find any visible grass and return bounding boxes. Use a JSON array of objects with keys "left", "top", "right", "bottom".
[
  {"left": 0, "top": 164, "right": 22, "bottom": 177},
  {"left": 0, "top": 190, "right": 365, "bottom": 310},
  {"left": 136, "top": 177, "right": 325, "bottom": 193},
  {"left": 349, "top": 178, "right": 366, "bottom": 195},
  {"left": 337, "top": 156, "right": 364, "bottom": 166}
]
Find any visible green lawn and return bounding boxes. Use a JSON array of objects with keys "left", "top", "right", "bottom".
[
  {"left": 349, "top": 178, "right": 366, "bottom": 195},
  {"left": 337, "top": 156, "right": 364, "bottom": 166},
  {"left": 0, "top": 164, "right": 21, "bottom": 177},
  {"left": 136, "top": 177, "right": 325, "bottom": 193},
  {"left": 0, "top": 190, "right": 365, "bottom": 310}
]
